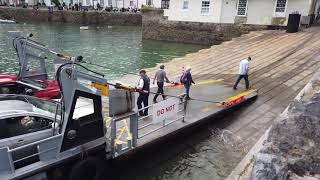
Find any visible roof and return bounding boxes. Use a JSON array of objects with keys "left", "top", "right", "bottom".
[{"left": 0, "top": 95, "right": 58, "bottom": 119}]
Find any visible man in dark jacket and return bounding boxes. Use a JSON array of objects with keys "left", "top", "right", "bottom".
[
  {"left": 153, "top": 64, "right": 170, "bottom": 103},
  {"left": 137, "top": 70, "right": 150, "bottom": 116},
  {"left": 180, "top": 66, "right": 195, "bottom": 100}
]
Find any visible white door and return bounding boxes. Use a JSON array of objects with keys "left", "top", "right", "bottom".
[{"left": 221, "top": 0, "right": 237, "bottom": 23}]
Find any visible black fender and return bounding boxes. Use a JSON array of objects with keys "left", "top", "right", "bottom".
[{"left": 69, "top": 157, "right": 105, "bottom": 180}]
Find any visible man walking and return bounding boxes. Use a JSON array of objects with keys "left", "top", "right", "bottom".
[
  {"left": 137, "top": 70, "right": 150, "bottom": 116},
  {"left": 180, "top": 66, "right": 195, "bottom": 100},
  {"left": 233, "top": 56, "right": 251, "bottom": 90},
  {"left": 153, "top": 64, "right": 170, "bottom": 103}
]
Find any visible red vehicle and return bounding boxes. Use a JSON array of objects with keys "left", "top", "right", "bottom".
[
  {"left": 0, "top": 32, "right": 62, "bottom": 99},
  {"left": 0, "top": 74, "right": 60, "bottom": 100}
]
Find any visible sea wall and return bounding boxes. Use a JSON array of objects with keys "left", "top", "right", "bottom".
[
  {"left": 249, "top": 62, "right": 320, "bottom": 179},
  {"left": 0, "top": 7, "right": 274, "bottom": 45},
  {"left": 142, "top": 10, "right": 269, "bottom": 45},
  {"left": 0, "top": 7, "right": 142, "bottom": 25}
]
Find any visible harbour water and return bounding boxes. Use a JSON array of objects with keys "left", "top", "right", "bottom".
[
  {"left": 0, "top": 22, "right": 247, "bottom": 180},
  {"left": 0, "top": 22, "right": 205, "bottom": 79}
]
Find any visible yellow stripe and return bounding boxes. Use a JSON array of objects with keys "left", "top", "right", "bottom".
[
  {"left": 223, "top": 89, "right": 257, "bottom": 103},
  {"left": 194, "top": 79, "right": 222, "bottom": 86}
]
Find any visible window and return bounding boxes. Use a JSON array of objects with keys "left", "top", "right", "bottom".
[
  {"left": 0, "top": 116, "right": 52, "bottom": 139},
  {"left": 130, "top": 0, "right": 134, "bottom": 6},
  {"left": 161, "top": 0, "right": 169, "bottom": 9},
  {"left": 201, "top": 0, "right": 210, "bottom": 14},
  {"left": 182, "top": 0, "right": 189, "bottom": 10},
  {"left": 275, "top": 0, "right": 287, "bottom": 17},
  {"left": 72, "top": 97, "right": 94, "bottom": 120},
  {"left": 237, "top": 0, "right": 248, "bottom": 16}
]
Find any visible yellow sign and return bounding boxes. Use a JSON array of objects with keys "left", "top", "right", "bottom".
[{"left": 91, "top": 82, "right": 109, "bottom": 96}]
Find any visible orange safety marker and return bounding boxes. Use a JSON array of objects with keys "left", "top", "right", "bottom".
[{"left": 220, "top": 89, "right": 257, "bottom": 108}]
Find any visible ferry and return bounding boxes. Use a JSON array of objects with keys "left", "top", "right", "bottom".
[{"left": 0, "top": 34, "right": 257, "bottom": 180}]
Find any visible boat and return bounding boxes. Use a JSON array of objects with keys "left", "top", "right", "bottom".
[
  {"left": 80, "top": 26, "right": 89, "bottom": 30},
  {"left": 0, "top": 60, "right": 258, "bottom": 179},
  {"left": 0, "top": 19, "right": 16, "bottom": 24}
]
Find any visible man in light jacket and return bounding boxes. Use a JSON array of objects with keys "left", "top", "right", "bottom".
[{"left": 233, "top": 57, "right": 251, "bottom": 90}]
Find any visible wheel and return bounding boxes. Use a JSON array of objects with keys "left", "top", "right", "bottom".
[{"left": 69, "top": 157, "right": 105, "bottom": 180}]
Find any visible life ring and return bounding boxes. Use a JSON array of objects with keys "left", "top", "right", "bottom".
[{"left": 69, "top": 157, "right": 105, "bottom": 180}]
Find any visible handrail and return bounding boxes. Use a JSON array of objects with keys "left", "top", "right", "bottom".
[
  {"left": 8, "top": 134, "right": 62, "bottom": 152},
  {"left": 111, "top": 94, "right": 188, "bottom": 157}
]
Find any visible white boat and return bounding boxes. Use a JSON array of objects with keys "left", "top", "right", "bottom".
[
  {"left": 0, "top": 19, "right": 16, "bottom": 24},
  {"left": 80, "top": 26, "right": 89, "bottom": 30}
]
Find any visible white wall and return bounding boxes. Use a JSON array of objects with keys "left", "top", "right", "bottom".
[
  {"left": 167, "top": 0, "right": 313, "bottom": 25},
  {"left": 286, "top": 0, "right": 309, "bottom": 16},
  {"left": 245, "top": 0, "right": 310, "bottom": 25},
  {"left": 153, "top": 0, "right": 161, "bottom": 8},
  {"left": 111, "top": 0, "right": 146, "bottom": 8},
  {"left": 246, "top": 0, "right": 275, "bottom": 25},
  {"left": 167, "top": 0, "right": 223, "bottom": 23}
]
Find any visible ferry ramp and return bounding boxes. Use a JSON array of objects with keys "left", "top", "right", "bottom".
[{"left": 115, "top": 27, "right": 320, "bottom": 179}]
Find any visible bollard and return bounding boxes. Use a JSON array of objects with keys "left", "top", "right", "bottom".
[
  {"left": 116, "top": 140, "right": 123, "bottom": 153},
  {"left": 127, "top": 137, "right": 132, "bottom": 149}
]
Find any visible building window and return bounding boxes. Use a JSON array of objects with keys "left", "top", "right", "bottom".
[
  {"left": 275, "top": 0, "right": 287, "bottom": 17},
  {"left": 182, "top": 0, "right": 189, "bottom": 10},
  {"left": 161, "top": 0, "right": 169, "bottom": 9},
  {"left": 201, "top": 0, "right": 210, "bottom": 14},
  {"left": 130, "top": 0, "right": 134, "bottom": 6},
  {"left": 237, "top": 0, "right": 248, "bottom": 16}
]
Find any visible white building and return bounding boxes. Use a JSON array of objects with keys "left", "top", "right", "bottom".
[
  {"left": 107, "top": 0, "right": 163, "bottom": 8},
  {"left": 166, "top": 0, "right": 320, "bottom": 25}
]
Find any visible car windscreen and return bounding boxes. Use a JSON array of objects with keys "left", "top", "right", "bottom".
[
  {"left": 21, "top": 79, "right": 48, "bottom": 89},
  {"left": 0, "top": 95, "right": 60, "bottom": 114}
]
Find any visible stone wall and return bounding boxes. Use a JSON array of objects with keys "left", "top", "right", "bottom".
[
  {"left": 142, "top": 10, "right": 269, "bottom": 45},
  {"left": 250, "top": 60, "right": 320, "bottom": 180},
  {"left": 0, "top": 7, "right": 142, "bottom": 25}
]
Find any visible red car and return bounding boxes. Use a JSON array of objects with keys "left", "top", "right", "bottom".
[
  {"left": 0, "top": 31, "right": 62, "bottom": 99},
  {"left": 0, "top": 74, "right": 60, "bottom": 100}
]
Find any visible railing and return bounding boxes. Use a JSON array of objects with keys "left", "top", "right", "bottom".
[
  {"left": 0, "top": 134, "right": 63, "bottom": 174},
  {"left": 111, "top": 94, "right": 187, "bottom": 157}
]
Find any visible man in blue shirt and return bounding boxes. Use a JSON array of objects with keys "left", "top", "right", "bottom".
[{"left": 233, "top": 57, "right": 251, "bottom": 90}]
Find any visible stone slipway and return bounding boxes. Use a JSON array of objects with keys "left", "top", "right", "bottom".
[
  {"left": 227, "top": 56, "right": 320, "bottom": 180},
  {"left": 120, "top": 26, "right": 320, "bottom": 177}
]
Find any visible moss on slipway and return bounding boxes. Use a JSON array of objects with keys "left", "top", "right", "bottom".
[{"left": 251, "top": 66, "right": 320, "bottom": 180}]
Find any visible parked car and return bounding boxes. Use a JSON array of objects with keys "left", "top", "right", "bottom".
[
  {"left": 0, "top": 94, "right": 60, "bottom": 148},
  {"left": 0, "top": 74, "right": 60, "bottom": 99},
  {"left": 0, "top": 94, "right": 61, "bottom": 169}
]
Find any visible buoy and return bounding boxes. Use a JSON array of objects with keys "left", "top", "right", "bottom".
[{"left": 80, "top": 26, "right": 89, "bottom": 30}]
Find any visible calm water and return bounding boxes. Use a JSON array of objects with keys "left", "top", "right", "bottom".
[
  {"left": 0, "top": 22, "right": 205, "bottom": 79},
  {"left": 0, "top": 22, "right": 247, "bottom": 180}
]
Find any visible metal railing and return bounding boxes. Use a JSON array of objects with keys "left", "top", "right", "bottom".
[
  {"left": 110, "top": 94, "right": 187, "bottom": 157},
  {"left": 0, "top": 134, "right": 63, "bottom": 173}
]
